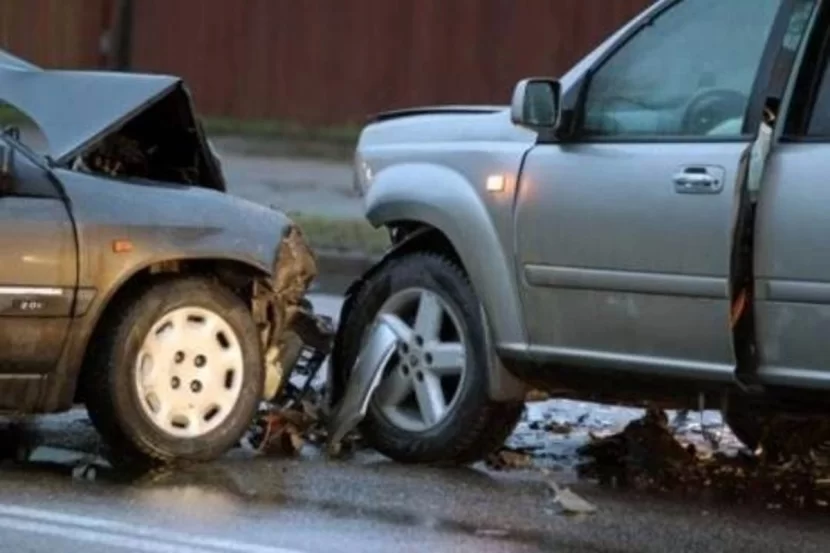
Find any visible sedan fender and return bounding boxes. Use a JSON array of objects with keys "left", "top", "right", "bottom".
[{"left": 46, "top": 169, "right": 317, "bottom": 411}]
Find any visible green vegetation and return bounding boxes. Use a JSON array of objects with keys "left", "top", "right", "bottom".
[
  {"left": 0, "top": 103, "right": 29, "bottom": 125},
  {"left": 202, "top": 117, "right": 360, "bottom": 160},
  {"left": 202, "top": 117, "right": 361, "bottom": 145},
  {"left": 290, "top": 212, "right": 388, "bottom": 256}
]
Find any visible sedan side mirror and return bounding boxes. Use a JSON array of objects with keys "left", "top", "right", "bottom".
[{"left": 510, "top": 78, "right": 561, "bottom": 130}]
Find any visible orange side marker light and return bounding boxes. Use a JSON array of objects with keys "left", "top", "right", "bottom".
[{"left": 112, "top": 239, "right": 133, "bottom": 254}]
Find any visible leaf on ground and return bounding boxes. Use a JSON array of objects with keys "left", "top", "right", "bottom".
[
  {"left": 486, "top": 448, "right": 533, "bottom": 471},
  {"left": 548, "top": 480, "right": 598, "bottom": 515},
  {"left": 526, "top": 390, "right": 551, "bottom": 402}
]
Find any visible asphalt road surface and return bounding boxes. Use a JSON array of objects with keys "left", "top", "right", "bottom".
[{"left": 2, "top": 294, "right": 829, "bottom": 553}]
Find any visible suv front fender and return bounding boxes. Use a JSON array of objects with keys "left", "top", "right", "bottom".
[{"left": 365, "top": 163, "right": 528, "bottom": 353}]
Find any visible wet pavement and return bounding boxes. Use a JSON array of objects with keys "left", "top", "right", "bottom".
[
  {"left": 217, "top": 146, "right": 361, "bottom": 219},
  {"left": 6, "top": 424, "right": 830, "bottom": 553},
  {"left": 3, "top": 294, "right": 830, "bottom": 552}
]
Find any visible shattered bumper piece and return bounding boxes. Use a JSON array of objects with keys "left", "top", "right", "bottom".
[
  {"left": 256, "top": 224, "right": 331, "bottom": 402},
  {"left": 326, "top": 314, "right": 406, "bottom": 448}
]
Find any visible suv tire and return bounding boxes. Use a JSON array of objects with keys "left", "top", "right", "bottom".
[
  {"left": 333, "top": 252, "right": 523, "bottom": 465},
  {"left": 85, "top": 277, "right": 263, "bottom": 467}
]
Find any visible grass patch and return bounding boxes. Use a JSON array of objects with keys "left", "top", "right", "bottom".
[
  {"left": 203, "top": 117, "right": 361, "bottom": 161},
  {"left": 203, "top": 117, "right": 361, "bottom": 145},
  {"left": 0, "top": 104, "right": 30, "bottom": 126},
  {"left": 290, "top": 212, "right": 388, "bottom": 256}
]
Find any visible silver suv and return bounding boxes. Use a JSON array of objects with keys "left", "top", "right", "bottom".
[{"left": 332, "top": 0, "right": 828, "bottom": 464}]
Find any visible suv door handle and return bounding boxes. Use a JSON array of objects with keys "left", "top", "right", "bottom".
[{"left": 673, "top": 166, "right": 724, "bottom": 194}]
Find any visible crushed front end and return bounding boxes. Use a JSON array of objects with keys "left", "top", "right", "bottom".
[
  {"left": 251, "top": 224, "right": 334, "bottom": 406},
  {"left": 244, "top": 224, "right": 407, "bottom": 455}
]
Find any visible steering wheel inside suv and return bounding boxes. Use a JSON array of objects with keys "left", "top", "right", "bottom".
[{"left": 680, "top": 88, "right": 748, "bottom": 136}]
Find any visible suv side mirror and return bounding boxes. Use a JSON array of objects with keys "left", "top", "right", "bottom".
[{"left": 510, "top": 78, "right": 561, "bottom": 130}]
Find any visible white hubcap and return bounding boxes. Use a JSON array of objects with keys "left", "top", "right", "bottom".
[
  {"left": 134, "top": 307, "right": 244, "bottom": 438},
  {"left": 372, "top": 288, "right": 468, "bottom": 432}
]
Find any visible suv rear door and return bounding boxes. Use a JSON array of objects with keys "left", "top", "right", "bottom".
[
  {"left": 513, "top": 0, "right": 813, "bottom": 381},
  {"left": 755, "top": 1, "right": 830, "bottom": 389},
  {"left": 0, "top": 135, "right": 77, "bottom": 408}
]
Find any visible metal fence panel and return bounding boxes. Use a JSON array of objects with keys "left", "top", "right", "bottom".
[
  {"left": 130, "top": 0, "right": 651, "bottom": 125},
  {"left": 0, "top": 0, "right": 109, "bottom": 69}
]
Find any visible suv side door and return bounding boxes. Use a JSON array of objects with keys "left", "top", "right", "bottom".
[
  {"left": 755, "top": 1, "right": 830, "bottom": 389},
  {"left": 513, "top": 0, "right": 813, "bottom": 381},
  {"left": 0, "top": 135, "right": 77, "bottom": 407}
]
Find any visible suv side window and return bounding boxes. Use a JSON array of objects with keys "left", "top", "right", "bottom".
[
  {"left": 806, "top": 56, "right": 830, "bottom": 136},
  {"left": 581, "top": 0, "right": 784, "bottom": 139}
]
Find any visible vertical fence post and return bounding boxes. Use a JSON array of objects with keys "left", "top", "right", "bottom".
[{"left": 107, "top": 0, "right": 133, "bottom": 70}]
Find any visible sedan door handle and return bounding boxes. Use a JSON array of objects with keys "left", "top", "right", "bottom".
[{"left": 673, "top": 167, "right": 724, "bottom": 194}]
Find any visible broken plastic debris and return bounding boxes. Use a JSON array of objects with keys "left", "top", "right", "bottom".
[
  {"left": 326, "top": 315, "right": 405, "bottom": 450},
  {"left": 246, "top": 400, "right": 323, "bottom": 456},
  {"left": 72, "top": 462, "right": 97, "bottom": 481},
  {"left": 576, "top": 408, "right": 830, "bottom": 510}
]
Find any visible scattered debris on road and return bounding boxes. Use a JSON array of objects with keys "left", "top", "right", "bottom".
[
  {"left": 528, "top": 420, "right": 573, "bottom": 435},
  {"left": 577, "top": 406, "right": 830, "bottom": 510},
  {"left": 247, "top": 403, "right": 315, "bottom": 456}
]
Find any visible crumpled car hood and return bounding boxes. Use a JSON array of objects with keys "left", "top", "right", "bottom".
[{"left": 0, "top": 49, "right": 224, "bottom": 191}]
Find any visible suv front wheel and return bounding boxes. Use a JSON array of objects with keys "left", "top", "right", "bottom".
[{"left": 334, "top": 252, "right": 524, "bottom": 465}]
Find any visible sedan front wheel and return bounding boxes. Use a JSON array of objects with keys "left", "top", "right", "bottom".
[{"left": 85, "top": 277, "right": 263, "bottom": 467}]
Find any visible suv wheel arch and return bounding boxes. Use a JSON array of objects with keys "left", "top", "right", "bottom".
[
  {"left": 331, "top": 223, "right": 527, "bottom": 406},
  {"left": 365, "top": 163, "right": 527, "bottom": 347}
]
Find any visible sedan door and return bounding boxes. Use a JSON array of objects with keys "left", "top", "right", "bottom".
[
  {"left": 0, "top": 136, "right": 77, "bottom": 405},
  {"left": 513, "top": 0, "right": 810, "bottom": 381}
]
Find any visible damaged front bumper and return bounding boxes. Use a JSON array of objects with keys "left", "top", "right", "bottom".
[
  {"left": 326, "top": 314, "right": 407, "bottom": 447},
  {"left": 252, "top": 225, "right": 334, "bottom": 402},
  {"left": 246, "top": 224, "right": 407, "bottom": 451}
]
